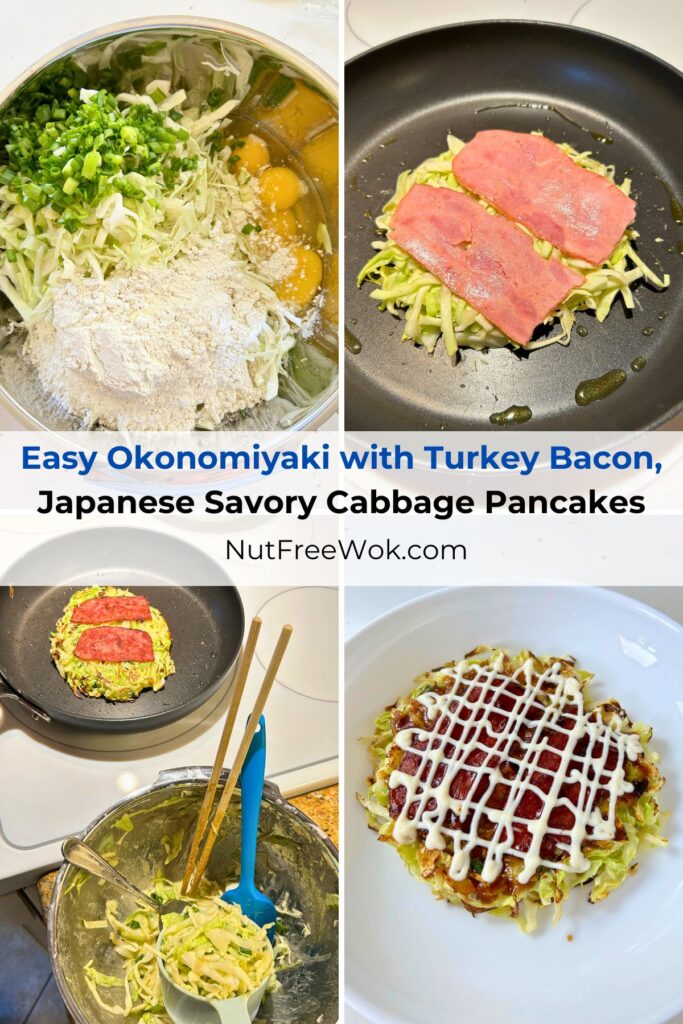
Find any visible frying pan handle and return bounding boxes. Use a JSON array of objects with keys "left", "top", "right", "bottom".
[{"left": 0, "top": 672, "right": 50, "bottom": 723}]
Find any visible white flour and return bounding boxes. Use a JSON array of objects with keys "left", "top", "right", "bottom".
[{"left": 24, "top": 234, "right": 296, "bottom": 430}]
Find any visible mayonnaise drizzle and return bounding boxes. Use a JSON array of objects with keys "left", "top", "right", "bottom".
[{"left": 389, "top": 654, "right": 643, "bottom": 885}]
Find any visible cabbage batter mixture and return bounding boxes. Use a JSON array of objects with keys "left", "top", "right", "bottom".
[
  {"left": 84, "top": 878, "right": 290, "bottom": 1022},
  {"left": 51, "top": 586, "right": 175, "bottom": 701}
]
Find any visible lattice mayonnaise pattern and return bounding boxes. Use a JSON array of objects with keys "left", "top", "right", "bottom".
[{"left": 389, "top": 654, "right": 643, "bottom": 884}]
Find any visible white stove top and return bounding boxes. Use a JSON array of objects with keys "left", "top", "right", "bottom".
[
  {"left": 345, "top": 0, "right": 683, "bottom": 69},
  {"left": 0, "top": 585, "right": 338, "bottom": 893}
]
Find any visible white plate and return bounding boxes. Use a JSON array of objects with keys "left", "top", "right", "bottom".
[{"left": 345, "top": 587, "right": 683, "bottom": 1024}]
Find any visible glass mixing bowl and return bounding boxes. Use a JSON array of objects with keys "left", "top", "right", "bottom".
[{"left": 0, "top": 18, "right": 338, "bottom": 432}]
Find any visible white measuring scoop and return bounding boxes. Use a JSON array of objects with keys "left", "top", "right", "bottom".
[{"left": 157, "top": 935, "right": 270, "bottom": 1024}]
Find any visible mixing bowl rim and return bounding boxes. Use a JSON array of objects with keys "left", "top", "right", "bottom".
[{"left": 0, "top": 15, "right": 338, "bottom": 115}]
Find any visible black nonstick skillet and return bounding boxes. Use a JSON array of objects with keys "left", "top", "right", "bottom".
[{"left": 345, "top": 21, "right": 683, "bottom": 430}]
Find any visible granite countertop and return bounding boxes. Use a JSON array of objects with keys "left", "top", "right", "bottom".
[
  {"left": 290, "top": 784, "right": 339, "bottom": 848},
  {"left": 37, "top": 784, "right": 339, "bottom": 917}
]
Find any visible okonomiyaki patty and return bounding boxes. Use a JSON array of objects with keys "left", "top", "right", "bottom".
[
  {"left": 363, "top": 648, "right": 666, "bottom": 930},
  {"left": 51, "top": 586, "right": 175, "bottom": 702}
]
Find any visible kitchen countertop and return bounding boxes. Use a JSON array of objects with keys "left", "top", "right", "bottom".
[
  {"left": 36, "top": 783, "right": 339, "bottom": 917},
  {"left": 290, "top": 784, "right": 339, "bottom": 848}
]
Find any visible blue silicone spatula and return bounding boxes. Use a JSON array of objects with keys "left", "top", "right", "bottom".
[{"left": 221, "top": 715, "right": 277, "bottom": 936}]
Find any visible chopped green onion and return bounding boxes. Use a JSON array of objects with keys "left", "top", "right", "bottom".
[
  {"left": 0, "top": 75, "right": 194, "bottom": 214},
  {"left": 121, "top": 125, "right": 138, "bottom": 146},
  {"left": 206, "top": 87, "right": 225, "bottom": 110},
  {"left": 262, "top": 74, "right": 295, "bottom": 109},
  {"left": 142, "top": 40, "right": 167, "bottom": 56},
  {"left": 81, "top": 150, "right": 101, "bottom": 180}
]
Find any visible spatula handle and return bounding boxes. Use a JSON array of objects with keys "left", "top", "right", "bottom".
[{"left": 239, "top": 715, "right": 266, "bottom": 889}]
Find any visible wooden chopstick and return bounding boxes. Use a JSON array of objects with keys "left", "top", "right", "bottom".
[
  {"left": 186, "top": 623, "right": 293, "bottom": 895},
  {"left": 181, "top": 616, "right": 262, "bottom": 895}
]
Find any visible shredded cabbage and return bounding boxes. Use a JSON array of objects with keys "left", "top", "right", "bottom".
[
  {"left": 358, "top": 134, "right": 670, "bottom": 359},
  {"left": 159, "top": 897, "right": 275, "bottom": 999},
  {"left": 84, "top": 878, "right": 293, "bottom": 1022}
]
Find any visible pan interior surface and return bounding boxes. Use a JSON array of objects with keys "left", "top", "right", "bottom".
[
  {"left": 0, "top": 586, "right": 244, "bottom": 730},
  {"left": 345, "top": 21, "right": 683, "bottom": 430}
]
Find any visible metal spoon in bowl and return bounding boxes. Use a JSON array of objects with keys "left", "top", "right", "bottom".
[{"left": 61, "top": 836, "right": 190, "bottom": 916}]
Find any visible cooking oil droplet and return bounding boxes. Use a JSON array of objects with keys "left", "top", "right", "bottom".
[
  {"left": 474, "top": 102, "right": 613, "bottom": 144},
  {"left": 642, "top": 327, "right": 655, "bottom": 337},
  {"left": 657, "top": 310, "right": 668, "bottom": 320},
  {"left": 631, "top": 356, "right": 647, "bottom": 372},
  {"left": 345, "top": 329, "right": 362, "bottom": 354},
  {"left": 489, "top": 404, "right": 533, "bottom": 425},
  {"left": 655, "top": 177, "right": 683, "bottom": 225},
  {"left": 576, "top": 325, "right": 589, "bottom": 338},
  {"left": 575, "top": 369, "right": 627, "bottom": 406}
]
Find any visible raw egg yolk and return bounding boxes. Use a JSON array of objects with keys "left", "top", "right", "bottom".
[
  {"left": 259, "top": 166, "right": 305, "bottom": 210},
  {"left": 301, "top": 125, "right": 338, "bottom": 193},
  {"left": 261, "top": 208, "right": 299, "bottom": 239},
  {"left": 277, "top": 247, "right": 323, "bottom": 308},
  {"left": 232, "top": 134, "right": 270, "bottom": 175}
]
